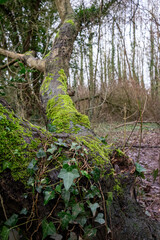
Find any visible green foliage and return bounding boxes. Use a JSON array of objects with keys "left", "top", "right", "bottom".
[
  {"left": 42, "top": 219, "right": 56, "bottom": 240},
  {"left": 36, "top": 148, "right": 46, "bottom": 158},
  {"left": 95, "top": 213, "right": 105, "bottom": 224},
  {"left": 58, "top": 166, "right": 79, "bottom": 191},
  {"left": 0, "top": 214, "right": 19, "bottom": 240},
  {"left": 84, "top": 225, "right": 97, "bottom": 239},
  {"left": 43, "top": 188, "right": 55, "bottom": 205},
  {"left": 115, "top": 148, "right": 124, "bottom": 157},
  {"left": 47, "top": 123, "right": 57, "bottom": 133},
  {"left": 0, "top": 107, "right": 122, "bottom": 239},
  {"left": 135, "top": 162, "right": 146, "bottom": 179},
  {"left": 47, "top": 144, "right": 57, "bottom": 154},
  {"left": 0, "top": 104, "right": 41, "bottom": 182},
  {"left": 0, "top": 0, "right": 8, "bottom": 5},
  {"left": 0, "top": 226, "right": 10, "bottom": 240},
  {"left": 152, "top": 168, "right": 159, "bottom": 183},
  {"left": 65, "top": 19, "right": 75, "bottom": 26},
  {"left": 106, "top": 192, "right": 113, "bottom": 210},
  {"left": 5, "top": 214, "right": 18, "bottom": 227},
  {"left": 88, "top": 202, "right": 99, "bottom": 217}
]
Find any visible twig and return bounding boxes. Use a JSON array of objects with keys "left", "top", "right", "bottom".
[
  {"left": 0, "top": 59, "right": 17, "bottom": 70},
  {"left": 98, "top": 182, "right": 108, "bottom": 239},
  {"left": 0, "top": 194, "right": 7, "bottom": 220},
  {"left": 159, "top": 154, "right": 160, "bottom": 184},
  {"left": 115, "top": 121, "right": 160, "bottom": 129}
]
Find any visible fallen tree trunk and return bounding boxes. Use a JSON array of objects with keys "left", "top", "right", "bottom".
[{"left": 0, "top": 98, "right": 160, "bottom": 240}]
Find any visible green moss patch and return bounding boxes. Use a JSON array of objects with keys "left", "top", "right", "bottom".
[
  {"left": 0, "top": 104, "right": 42, "bottom": 183},
  {"left": 40, "top": 73, "right": 53, "bottom": 96},
  {"left": 46, "top": 69, "right": 90, "bottom": 133},
  {"left": 47, "top": 95, "right": 90, "bottom": 133},
  {"left": 65, "top": 19, "right": 75, "bottom": 26}
]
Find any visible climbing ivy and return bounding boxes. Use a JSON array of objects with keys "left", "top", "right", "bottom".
[{"left": 0, "top": 135, "right": 115, "bottom": 239}]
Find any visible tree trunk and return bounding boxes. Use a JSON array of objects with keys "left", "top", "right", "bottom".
[{"left": 0, "top": 98, "right": 160, "bottom": 240}]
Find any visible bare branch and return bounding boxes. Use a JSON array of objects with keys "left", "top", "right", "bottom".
[
  {"left": 0, "top": 59, "right": 17, "bottom": 70},
  {"left": 0, "top": 48, "right": 45, "bottom": 72}
]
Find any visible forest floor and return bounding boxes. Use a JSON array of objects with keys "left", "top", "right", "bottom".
[{"left": 92, "top": 121, "right": 160, "bottom": 222}]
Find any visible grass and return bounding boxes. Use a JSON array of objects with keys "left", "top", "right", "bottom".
[{"left": 91, "top": 122, "right": 159, "bottom": 146}]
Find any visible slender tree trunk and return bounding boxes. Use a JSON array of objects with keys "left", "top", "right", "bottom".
[{"left": 88, "top": 30, "right": 94, "bottom": 120}]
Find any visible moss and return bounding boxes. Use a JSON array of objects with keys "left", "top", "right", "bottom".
[
  {"left": 0, "top": 104, "right": 43, "bottom": 184},
  {"left": 55, "top": 30, "right": 60, "bottom": 39},
  {"left": 25, "top": 51, "right": 33, "bottom": 56},
  {"left": 46, "top": 69, "right": 90, "bottom": 133},
  {"left": 76, "top": 136, "right": 110, "bottom": 168},
  {"left": 43, "top": 51, "right": 51, "bottom": 59},
  {"left": 47, "top": 95, "right": 90, "bottom": 133},
  {"left": 65, "top": 19, "right": 75, "bottom": 26},
  {"left": 113, "top": 179, "right": 122, "bottom": 194},
  {"left": 40, "top": 73, "right": 53, "bottom": 96},
  {"left": 57, "top": 69, "right": 67, "bottom": 94}
]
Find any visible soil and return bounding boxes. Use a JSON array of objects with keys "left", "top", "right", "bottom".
[{"left": 93, "top": 122, "right": 160, "bottom": 222}]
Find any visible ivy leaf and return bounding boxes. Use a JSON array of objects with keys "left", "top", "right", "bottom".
[
  {"left": 84, "top": 225, "right": 97, "bottom": 238},
  {"left": 5, "top": 214, "right": 18, "bottom": 227},
  {"left": 70, "top": 142, "right": 81, "bottom": 151},
  {"left": 75, "top": 216, "right": 87, "bottom": 227},
  {"left": 58, "top": 211, "right": 73, "bottom": 230},
  {"left": 85, "top": 185, "right": 101, "bottom": 199},
  {"left": 0, "top": 226, "right": 10, "bottom": 240},
  {"left": 61, "top": 189, "right": 70, "bottom": 207},
  {"left": 55, "top": 183, "right": 63, "bottom": 193},
  {"left": 70, "top": 142, "right": 78, "bottom": 150},
  {"left": 152, "top": 168, "right": 159, "bottom": 183},
  {"left": 95, "top": 213, "right": 105, "bottom": 224},
  {"left": 91, "top": 167, "right": 100, "bottom": 182},
  {"left": 28, "top": 159, "right": 37, "bottom": 169},
  {"left": 135, "top": 162, "right": 146, "bottom": 173},
  {"left": 88, "top": 203, "right": 99, "bottom": 217},
  {"left": 47, "top": 123, "right": 57, "bottom": 133},
  {"left": 55, "top": 139, "right": 67, "bottom": 147},
  {"left": 68, "top": 232, "right": 77, "bottom": 240},
  {"left": 36, "top": 148, "right": 46, "bottom": 158},
  {"left": 20, "top": 208, "right": 28, "bottom": 215},
  {"left": 47, "top": 155, "right": 53, "bottom": 161},
  {"left": 47, "top": 144, "right": 57, "bottom": 154},
  {"left": 135, "top": 162, "right": 146, "bottom": 178},
  {"left": 81, "top": 170, "right": 91, "bottom": 179},
  {"left": 50, "top": 233, "right": 63, "bottom": 240},
  {"left": 27, "top": 159, "right": 38, "bottom": 175},
  {"left": 42, "top": 219, "right": 56, "bottom": 240},
  {"left": 41, "top": 178, "right": 49, "bottom": 184},
  {"left": 2, "top": 161, "right": 12, "bottom": 170},
  {"left": 27, "top": 177, "right": 35, "bottom": 187},
  {"left": 43, "top": 190, "right": 55, "bottom": 205},
  {"left": 72, "top": 203, "right": 85, "bottom": 218},
  {"left": 58, "top": 168, "right": 79, "bottom": 191},
  {"left": 36, "top": 185, "right": 43, "bottom": 193},
  {"left": 99, "top": 137, "right": 107, "bottom": 145}
]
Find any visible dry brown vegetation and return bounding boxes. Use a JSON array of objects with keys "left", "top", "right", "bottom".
[{"left": 73, "top": 81, "right": 160, "bottom": 124}]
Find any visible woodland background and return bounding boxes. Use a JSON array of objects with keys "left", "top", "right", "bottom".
[{"left": 0, "top": 0, "right": 160, "bottom": 125}]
